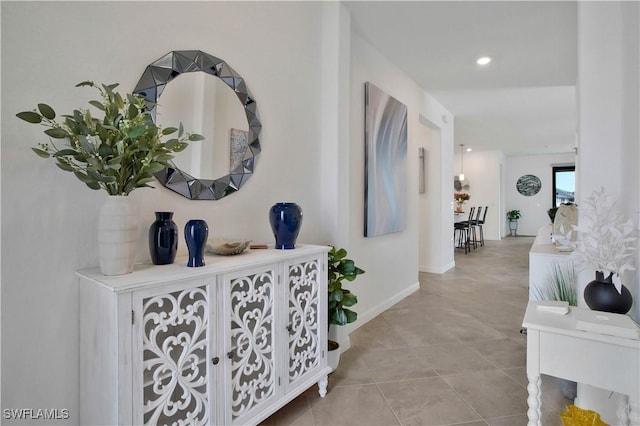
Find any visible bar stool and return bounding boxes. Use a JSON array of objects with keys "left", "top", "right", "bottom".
[
  {"left": 454, "top": 207, "right": 475, "bottom": 254},
  {"left": 470, "top": 206, "right": 483, "bottom": 249},
  {"left": 477, "top": 206, "right": 488, "bottom": 246}
]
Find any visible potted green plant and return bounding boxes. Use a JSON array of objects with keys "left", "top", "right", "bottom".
[
  {"left": 327, "top": 246, "right": 365, "bottom": 371},
  {"left": 17, "top": 81, "right": 203, "bottom": 195},
  {"left": 506, "top": 209, "right": 521, "bottom": 236},
  {"left": 16, "top": 81, "right": 203, "bottom": 275}
]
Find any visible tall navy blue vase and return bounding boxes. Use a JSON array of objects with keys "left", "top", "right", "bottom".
[
  {"left": 148, "top": 212, "right": 178, "bottom": 265},
  {"left": 269, "top": 203, "right": 303, "bottom": 249},
  {"left": 184, "top": 219, "right": 208, "bottom": 267}
]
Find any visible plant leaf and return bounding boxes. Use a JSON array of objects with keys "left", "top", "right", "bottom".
[
  {"left": 90, "top": 100, "right": 105, "bottom": 111},
  {"left": 53, "top": 149, "right": 79, "bottom": 157},
  {"left": 189, "top": 133, "right": 205, "bottom": 141},
  {"left": 31, "top": 148, "right": 50, "bottom": 158},
  {"left": 85, "top": 181, "right": 101, "bottom": 190},
  {"left": 56, "top": 159, "right": 74, "bottom": 172},
  {"left": 127, "top": 103, "right": 138, "bottom": 120},
  {"left": 16, "top": 111, "right": 42, "bottom": 124},
  {"left": 73, "top": 171, "right": 92, "bottom": 183},
  {"left": 146, "top": 162, "right": 166, "bottom": 174},
  {"left": 44, "top": 128, "right": 69, "bottom": 139},
  {"left": 37, "top": 104, "right": 56, "bottom": 120}
]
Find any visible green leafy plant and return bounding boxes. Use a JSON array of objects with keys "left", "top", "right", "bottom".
[
  {"left": 532, "top": 263, "right": 577, "bottom": 306},
  {"left": 16, "top": 81, "right": 204, "bottom": 195},
  {"left": 328, "top": 246, "right": 365, "bottom": 327},
  {"left": 507, "top": 210, "right": 521, "bottom": 220},
  {"left": 548, "top": 206, "right": 559, "bottom": 223}
]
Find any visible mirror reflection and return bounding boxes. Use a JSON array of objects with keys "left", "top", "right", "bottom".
[
  {"left": 157, "top": 73, "right": 249, "bottom": 180},
  {"left": 133, "top": 50, "right": 261, "bottom": 200}
]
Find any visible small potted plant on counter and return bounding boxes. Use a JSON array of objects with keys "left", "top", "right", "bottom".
[
  {"left": 327, "top": 246, "right": 365, "bottom": 372},
  {"left": 507, "top": 209, "right": 521, "bottom": 236}
]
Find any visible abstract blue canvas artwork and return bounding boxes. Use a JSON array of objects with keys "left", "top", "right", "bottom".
[{"left": 364, "top": 82, "right": 408, "bottom": 237}]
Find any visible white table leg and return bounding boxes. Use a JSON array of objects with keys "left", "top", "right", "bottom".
[
  {"left": 527, "top": 374, "right": 542, "bottom": 426},
  {"left": 628, "top": 397, "right": 639, "bottom": 426},
  {"left": 317, "top": 375, "right": 328, "bottom": 398},
  {"left": 616, "top": 394, "right": 630, "bottom": 425}
]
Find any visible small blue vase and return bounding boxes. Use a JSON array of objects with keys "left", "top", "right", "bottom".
[
  {"left": 148, "top": 212, "right": 178, "bottom": 265},
  {"left": 269, "top": 203, "right": 303, "bottom": 249},
  {"left": 184, "top": 219, "right": 208, "bottom": 267}
]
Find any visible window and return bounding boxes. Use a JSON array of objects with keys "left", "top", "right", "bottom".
[{"left": 552, "top": 166, "right": 575, "bottom": 207}]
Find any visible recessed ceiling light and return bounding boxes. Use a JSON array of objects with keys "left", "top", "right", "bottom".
[
  {"left": 466, "top": 147, "right": 472, "bottom": 152},
  {"left": 476, "top": 56, "right": 492, "bottom": 65}
]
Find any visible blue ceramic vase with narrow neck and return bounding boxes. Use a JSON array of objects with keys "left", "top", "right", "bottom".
[
  {"left": 148, "top": 212, "right": 178, "bottom": 265},
  {"left": 184, "top": 219, "right": 208, "bottom": 267},
  {"left": 269, "top": 202, "right": 303, "bottom": 249}
]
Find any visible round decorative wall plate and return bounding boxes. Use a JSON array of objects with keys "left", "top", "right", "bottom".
[{"left": 516, "top": 174, "right": 542, "bottom": 196}]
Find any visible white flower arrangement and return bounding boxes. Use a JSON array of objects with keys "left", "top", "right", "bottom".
[{"left": 559, "top": 187, "right": 637, "bottom": 294}]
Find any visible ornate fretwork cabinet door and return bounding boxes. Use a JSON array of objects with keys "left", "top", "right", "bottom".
[
  {"left": 222, "top": 265, "right": 279, "bottom": 425},
  {"left": 132, "top": 279, "right": 215, "bottom": 426},
  {"left": 285, "top": 257, "right": 325, "bottom": 389}
]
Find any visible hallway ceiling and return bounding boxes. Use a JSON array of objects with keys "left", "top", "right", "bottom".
[{"left": 344, "top": 1, "right": 578, "bottom": 156}]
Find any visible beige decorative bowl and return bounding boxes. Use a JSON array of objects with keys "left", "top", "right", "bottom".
[{"left": 206, "top": 239, "right": 251, "bottom": 256}]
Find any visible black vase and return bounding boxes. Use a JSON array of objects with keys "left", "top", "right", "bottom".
[
  {"left": 184, "top": 219, "right": 208, "bottom": 267},
  {"left": 584, "top": 271, "right": 633, "bottom": 314},
  {"left": 148, "top": 212, "right": 178, "bottom": 265},
  {"left": 269, "top": 202, "right": 303, "bottom": 249}
]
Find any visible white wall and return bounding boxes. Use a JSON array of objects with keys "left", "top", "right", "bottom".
[
  {"left": 1, "top": 2, "right": 328, "bottom": 422},
  {"left": 453, "top": 150, "right": 506, "bottom": 241},
  {"left": 419, "top": 122, "right": 449, "bottom": 273},
  {"left": 344, "top": 19, "right": 454, "bottom": 328},
  {"left": 575, "top": 1, "right": 640, "bottom": 420},
  {"left": 2, "top": 2, "right": 448, "bottom": 421},
  {"left": 420, "top": 96, "right": 456, "bottom": 273},
  {"left": 346, "top": 30, "right": 423, "bottom": 326},
  {"left": 505, "top": 153, "right": 576, "bottom": 237},
  {"left": 620, "top": 0, "right": 640, "bottom": 323}
]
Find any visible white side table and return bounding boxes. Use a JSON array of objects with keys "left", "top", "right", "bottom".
[{"left": 522, "top": 302, "right": 640, "bottom": 425}]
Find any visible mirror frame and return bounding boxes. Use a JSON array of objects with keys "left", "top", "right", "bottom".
[{"left": 133, "top": 50, "right": 261, "bottom": 200}]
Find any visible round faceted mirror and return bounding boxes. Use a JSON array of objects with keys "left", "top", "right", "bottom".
[
  {"left": 133, "top": 50, "right": 261, "bottom": 200},
  {"left": 157, "top": 73, "right": 248, "bottom": 180}
]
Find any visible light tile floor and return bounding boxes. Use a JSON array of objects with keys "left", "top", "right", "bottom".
[{"left": 261, "top": 237, "right": 572, "bottom": 426}]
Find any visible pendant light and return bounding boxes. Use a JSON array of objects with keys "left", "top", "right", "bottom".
[{"left": 459, "top": 144, "right": 465, "bottom": 181}]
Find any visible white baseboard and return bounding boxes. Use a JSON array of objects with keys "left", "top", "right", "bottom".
[
  {"left": 349, "top": 281, "right": 420, "bottom": 335},
  {"left": 419, "top": 262, "right": 455, "bottom": 274},
  {"left": 335, "top": 282, "right": 421, "bottom": 353}
]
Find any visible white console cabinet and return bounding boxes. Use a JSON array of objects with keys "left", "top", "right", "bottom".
[{"left": 78, "top": 245, "right": 330, "bottom": 425}]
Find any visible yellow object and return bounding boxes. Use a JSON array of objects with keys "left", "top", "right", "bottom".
[{"left": 560, "top": 405, "right": 609, "bottom": 426}]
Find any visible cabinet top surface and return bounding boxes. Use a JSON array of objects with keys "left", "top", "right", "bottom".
[
  {"left": 522, "top": 301, "right": 640, "bottom": 346},
  {"left": 77, "top": 244, "right": 329, "bottom": 292}
]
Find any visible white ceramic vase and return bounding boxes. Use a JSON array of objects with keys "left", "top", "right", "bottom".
[{"left": 98, "top": 195, "right": 138, "bottom": 275}]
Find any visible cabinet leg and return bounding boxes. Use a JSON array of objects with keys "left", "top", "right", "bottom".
[
  {"left": 527, "top": 374, "right": 542, "bottom": 426},
  {"left": 317, "top": 375, "right": 328, "bottom": 398}
]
